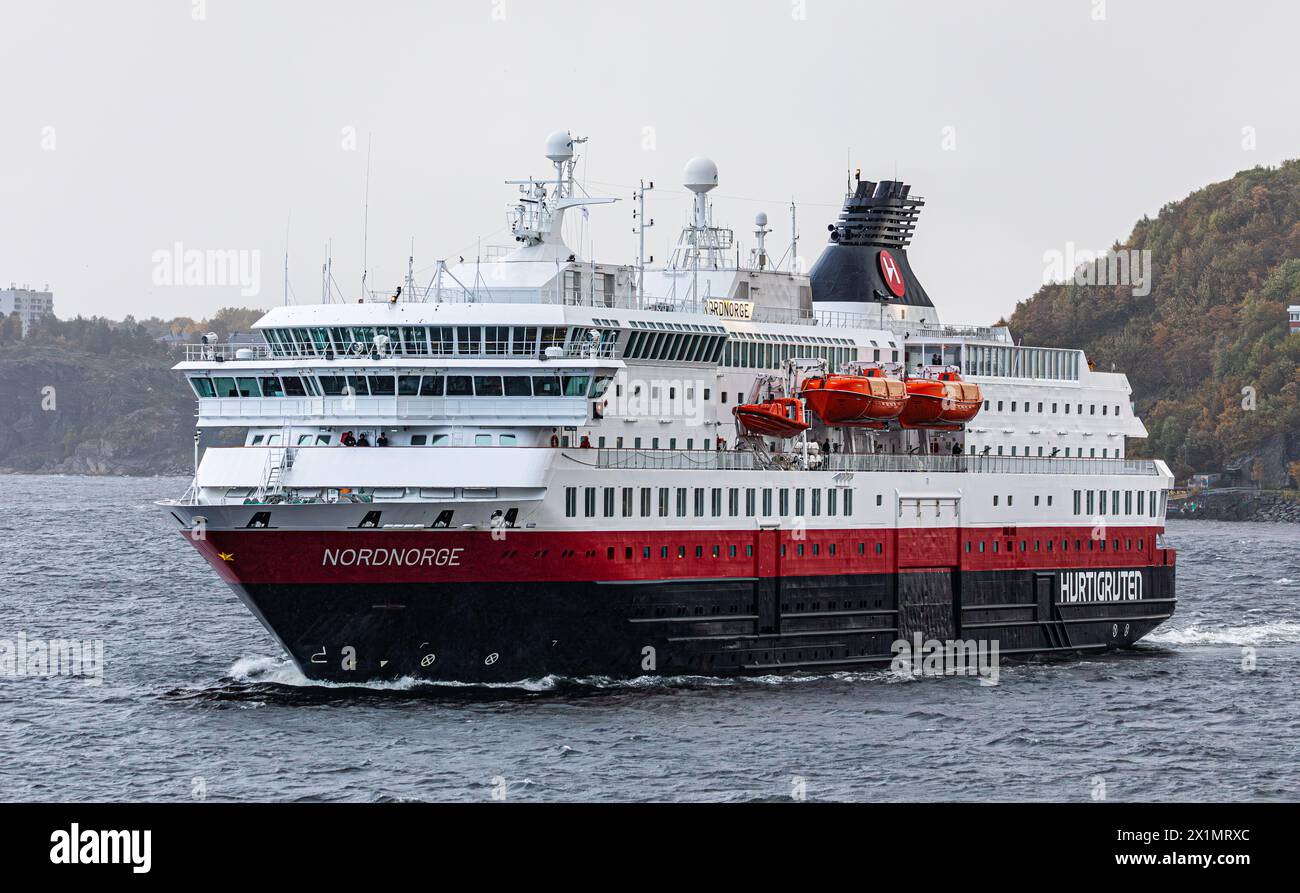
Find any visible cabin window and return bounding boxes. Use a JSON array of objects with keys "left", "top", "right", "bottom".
[
  {"left": 398, "top": 375, "right": 422, "bottom": 396},
  {"left": 475, "top": 434, "right": 492, "bottom": 446},
  {"left": 456, "top": 327, "right": 482, "bottom": 355},
  {"left": 258, "top": 376, "right": 284, "bottom": 397},
  {"left": 411, "top": 435, "right": 428, "bottom": 446},
  {"left": 510, "top": 327, "right": 538, "bottom": 355},
  {"left": 499, "top": 434, "right": 517, "bottom": 446},
  {"left": 368, "top": 375, "right": 396, "bottom": 396},
  {"left": 190, "top": 377, "right": 216, "bottom": 398},
  {"left": 431, "top": 434, "right": 450, "bottom": 446},
  {"left": 584, "top": 488, "right": 596, "bottom": 517},
  {"left": 282, "top": 376, "right": 308, "bottom": 397},
  {"left": 446, "top": 376, "right": 473, "bottom": 397}
]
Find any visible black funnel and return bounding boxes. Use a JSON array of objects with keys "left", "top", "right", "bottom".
[{"left": 809, "top": 178, "right": 934, "bottom": 308}]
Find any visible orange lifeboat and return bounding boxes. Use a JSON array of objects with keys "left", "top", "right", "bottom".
[
  {"left": 733, "top": 398, "right": 810, "bottom": 438},
  {"left": 798, "top": 367, "right": 907, "bottom": 427},
  {"left": 898, "top": 369, "right": 982, "bottom": 429}
]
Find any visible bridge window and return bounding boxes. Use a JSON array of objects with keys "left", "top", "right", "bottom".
[
  {"left": 189, "top": 377, "right": 216, "bottom": 398},
  {"left": 446, "top": 376, "right": 473, "bottom": 397},
  {"left": 474, "top": 376, "right": 504, "bottom": 397},
  {"left": 419, "top": 375, "right": 445, "bottom": 396},
  {"left": 369, "top": 375, "right": 396, "bottom": 396},
  {"left": 398, "top": 375, "right": 422, "bottom": 396}
]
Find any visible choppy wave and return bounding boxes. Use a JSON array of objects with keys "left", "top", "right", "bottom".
[{"left": 1147, "top": 620, "right": 1300, "bottom": 647}]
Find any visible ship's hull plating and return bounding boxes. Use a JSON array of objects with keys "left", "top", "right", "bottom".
[{"left": 201, "top": 543, "right": 1175, "bottom": 683}]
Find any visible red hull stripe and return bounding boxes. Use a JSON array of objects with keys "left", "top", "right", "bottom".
[{"left": 185, "top": 524, "right": 1174, "bottom": 586}]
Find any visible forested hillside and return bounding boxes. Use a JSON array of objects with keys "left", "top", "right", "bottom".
[{"left": 1006, "top": 161, "right": 1300, "bottom": 484}]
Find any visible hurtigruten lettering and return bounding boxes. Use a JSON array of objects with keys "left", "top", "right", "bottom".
[{"left": 1059, "top": 570, "right": 1142, "bottom": 603}]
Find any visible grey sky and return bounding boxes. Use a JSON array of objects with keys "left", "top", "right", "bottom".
[{"left": 3, "top": 0, "right": 1297, "bottom": 325}]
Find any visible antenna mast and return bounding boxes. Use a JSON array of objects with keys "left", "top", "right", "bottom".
[
  {"left": 361, "top": 134, "right": 372, "bottom": 300},
  {"left": 633, "top": 179, "right": 655, "bottom": 303},
  {"left": 789, "top": 201, "right": 799, "bottom": 274}
]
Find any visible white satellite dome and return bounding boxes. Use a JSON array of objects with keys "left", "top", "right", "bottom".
[
  {"left": 683, "top": 156, "right": 719, "bottom": 193},
  {"left": 755, "top": 211, "right": 769, "bottom": 227},
  {"left": 544, "top": 130, "right": 574, "bottom": 163}
]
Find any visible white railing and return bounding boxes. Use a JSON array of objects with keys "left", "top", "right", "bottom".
[
  {"left": 184, "top": 341, "right": 618, "bottom": 362},
  {"left": 592, "top": 449, "right": 1163, "bottom": 476},
  {"left": 196, "top": 395, "right": 588, "bottom": 421}
]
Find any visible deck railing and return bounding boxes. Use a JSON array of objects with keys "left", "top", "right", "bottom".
[{"left": 590, "top": 449, "right": 1163, "bottom": 476}]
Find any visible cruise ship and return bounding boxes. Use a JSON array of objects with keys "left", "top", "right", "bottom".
[{"left": 160, "top": 131, "right": 1176, "bottom": 683}]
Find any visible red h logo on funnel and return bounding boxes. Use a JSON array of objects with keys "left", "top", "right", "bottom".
[{"left": 878, "top": 249, "right": 906, "bottom": 297}]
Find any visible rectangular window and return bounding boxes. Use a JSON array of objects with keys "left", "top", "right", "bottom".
[
  {"left": 745, "top": 488, "right": 756, "bottom": 517},
  {"left": 844, "top": 489, "right": 853, "bottom": 516},
  {"left": 419, "top": 375, "right": 445, "bottom": 397},
  {"left": 584, "top": 487, "right": 596, "bottom": 517},
  {"left": 622, "top": 487, "right": 633, "bottom": 517},
  {"left": 694, "top": 488, "right": 705, "bottom": 517},
  {"left": 641, "top": 488, "right": 651, "bottom": 517},
  {"left": 564, "top": 487, "right": 576, "bottom": 517},
  {"left": 1073, "top": 491, "right": 1081, "bottom": 514},
  {"left": 762, "top": 488, "right": 773, "bottom": 517},
  {"left": 779, "top": 489, "right": 790, "bottom": 517},
  {"left": 711, "top": 488, "right": 722, "bottom": 517},
  {"left": 603, "top": 487, "right": 615, "bottom": 517},
  {"left": 676, "top": 488, "right": 687, "bottom": 517},
  {"left": 811, "top": 489, "right": 821, "bottom": 517},
  {"left": 828, "top": 489, "right": 837, "bottom": 516},
  {"left": 795, "top": 490, "right": 805, "bottom": 516},
  {"left": 728, "top": 488, "right": 739, "bottom": 517}
]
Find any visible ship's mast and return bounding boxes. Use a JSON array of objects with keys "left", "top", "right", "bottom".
[{"left": 634, "top": 178, "right": 654, "bottom": 302}]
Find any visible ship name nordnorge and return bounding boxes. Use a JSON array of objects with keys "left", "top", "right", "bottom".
[{"left": 323, "top": 547, "right": 464, "bottom": 568}]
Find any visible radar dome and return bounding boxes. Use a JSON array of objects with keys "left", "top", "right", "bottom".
[
  {"left": 683, "top": 156, "right": 719, "bottom": 193},
  {"left": 755, "top": 211, "right": 769, "bottom": 227},
  {"left": 544, "top": 130, "right": 574, "bottom": 163}
]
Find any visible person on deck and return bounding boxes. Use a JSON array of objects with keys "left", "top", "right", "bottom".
[
  {"left": 341, "top": 431, "right": 356, "bottom": 447},
  {"left": 356, "top": 432, "right": 371, "bottom": 447},
  {"left": 377, "top": 432, "right": 389, "bottom": 447}
]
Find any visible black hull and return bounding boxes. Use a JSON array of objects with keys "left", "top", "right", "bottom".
[{"left": 228, "top": 567, "right": 1176, "bottom": 684}]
